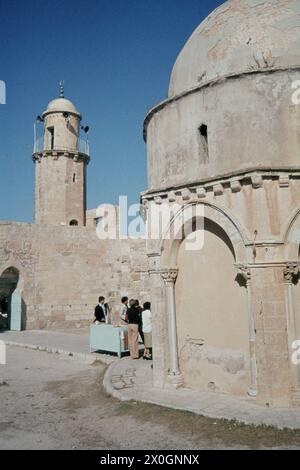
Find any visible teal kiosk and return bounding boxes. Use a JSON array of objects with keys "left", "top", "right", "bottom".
[{"left": 90, "top": 324, "right": 129, "bottom": 358}]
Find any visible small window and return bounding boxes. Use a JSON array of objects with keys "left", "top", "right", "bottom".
[
  {"left": 199, "top": 124, "right": 207, "bottom": 139},
  {"left": 48, "top": 127, "right": 55, "bottom": 150},
  {"left": 95, "top": 217, "right": 102, "bottom": 227},
  {"left": 69, "top": 220, "right": 78, "bottom": 226},
  {"left": 73, "top": 173, "right": 76, "bottom": 183},
  {"left": 199, "top": 124, "right": 209, "bottom": 164}
]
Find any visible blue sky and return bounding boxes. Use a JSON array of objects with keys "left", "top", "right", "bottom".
[{"left": 0, "top": 0, "right": 224, "bottom": 222}]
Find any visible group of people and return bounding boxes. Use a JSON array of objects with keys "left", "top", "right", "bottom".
[{"left": 94, "top": 296, "right": 152, "bottom": 360}]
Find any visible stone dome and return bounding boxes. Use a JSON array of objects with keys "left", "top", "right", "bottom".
[
  {"left": 43, "top": 98, "right": 80, "bottom": 117},
  {"left": 169, "top": 0, "right": 300, "bottom": 98}
]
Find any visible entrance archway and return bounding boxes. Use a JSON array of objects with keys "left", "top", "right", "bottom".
[{"left": 0, "top": 267, "right": 23, "bottom": 331}]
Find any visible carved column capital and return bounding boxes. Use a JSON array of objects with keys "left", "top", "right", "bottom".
[
  {"left": 236, "top": 264, "right": 251, "bottom": 282},
  {"left": 283, "top": 263, "right": 299, "bottom": 283},
  {"left": 161, "top": 268, "right": 178, "bottom": 285}
]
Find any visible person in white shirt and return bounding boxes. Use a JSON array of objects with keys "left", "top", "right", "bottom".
[
  {"left": 120, "top": 296, "right": 129, "bottom": 324},
  {"left": 142, "top": 301, "right": 152, "bottom": 360}
]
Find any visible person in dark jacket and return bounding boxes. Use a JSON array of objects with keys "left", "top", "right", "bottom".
[
  {"left": 0, "top": 297, "right": 8, "bottom": 330},
  {"left": 135, "top": 299, "right": 144, "bottom": 345},
  {"left": 94, "top": 296, "right": 109, "bottom": 324},
  {"left": 127, "top": 300, "right": 140, "bottom": 359}
]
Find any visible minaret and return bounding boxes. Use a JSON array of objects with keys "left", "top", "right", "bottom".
[{"left": 32, "top": 83, "right": 90, "bottom": 226}]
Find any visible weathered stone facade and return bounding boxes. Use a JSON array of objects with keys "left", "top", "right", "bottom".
[
  {"left": 143, "top": 0, "right": 300, "bottom": 408},
  {"left": 0, "top": 222, "right": 149, "bottom": 329}
]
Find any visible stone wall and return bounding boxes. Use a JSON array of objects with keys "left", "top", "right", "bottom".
[
  {"left": 146, "top": 70, "right": 300, "bottom": 192},
  {"left": 34, "top": 153, "right": 87, "bottom": 227},
  {"left": 0, "top": 221, "right": 150, "bottom": 330}
]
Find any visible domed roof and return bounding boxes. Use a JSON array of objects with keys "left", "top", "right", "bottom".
[
  {"left": 43, "top": 98, "right": 80, "bottom": 116},
  {"left": 169, "top": 0, "right": 300, "bottom": 97}
]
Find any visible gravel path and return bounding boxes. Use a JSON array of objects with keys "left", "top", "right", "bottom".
[{"left": 0, "top": 347, "right": 300, "bottom": 450}]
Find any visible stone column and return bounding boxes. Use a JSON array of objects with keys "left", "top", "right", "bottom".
[
  {"left": 250, "top": 264, "right": 294, "bottom": 407},
  {"left": 283, "top": 263, "right": 300, "bottom": 403},
  {"left": 237, "top": 265, "right": 258, "bottom": 397},
  {"left": 147, "top": 255, "right": 168, "bottom": 389},
  {"left": 161, "top": 268, "right": 183, "bottom": 388}
]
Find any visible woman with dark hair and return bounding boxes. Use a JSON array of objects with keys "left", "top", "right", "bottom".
[
  {"left": 127, "top": 300, "right": 140, "bottom": 359},
  {"left": 142, "top": 301, "right": 152, "bottom": 360}
]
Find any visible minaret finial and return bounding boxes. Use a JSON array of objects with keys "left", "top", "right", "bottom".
[{"left": 59, "top": 80, "right": 65, "bottom": 98}]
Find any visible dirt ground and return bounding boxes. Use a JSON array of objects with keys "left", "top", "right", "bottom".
[{"left": 0, "top": 346, "right": 300, "bottom": 450}]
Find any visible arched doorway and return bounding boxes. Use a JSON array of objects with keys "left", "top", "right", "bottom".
[
  {"left": 0, "top": 267, "right": 23, "bottom": 331},
  {"left": 69, "top": 219, "right": 78, "bottom": 226},
  {"left": 174, "top": 218, "right": 250, "bottom": 395},
  {"left": 289, "top": 246, "right": 300, "bottom": 392}
]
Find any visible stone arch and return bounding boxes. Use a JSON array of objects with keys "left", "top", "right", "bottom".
[
  {"left": 0, "top": 258, "right": 25, "bottom": 290},
  {"left": 0, "top": 264, "right": 26, "bottom": 331},
  {"left": 161, "top": 201, "right": 249, "bottom": 267},
  {"left": 160, "top": 201, "right": 251, "bottom": 396},
  {"left": 0, "top": 267, "right": 19, "bottom": 294}
]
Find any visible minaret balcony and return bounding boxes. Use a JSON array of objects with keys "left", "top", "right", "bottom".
[{"left": 33, "top": 137, "right": 90, "bottom": 159}]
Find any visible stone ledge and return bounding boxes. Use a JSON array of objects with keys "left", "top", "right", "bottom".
[{"left": 142, "top": 170, "right": 300, "bottom": 205}]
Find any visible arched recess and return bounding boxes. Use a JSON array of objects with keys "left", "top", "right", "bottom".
[
  {"left": 292, "top": 245, "right": 300, "bottom": 344},
  {"left": 0, "top": 266, "right": 25, "bottom": 331},
  {"left": 284, "top": 206, "right": 300, "bottom": 346},
  {"left": 161, "top": 203, "right": 250, "bottom": 396},
  {"left": 284, "top": 205, "right": 300, "bottom": 260},
  {"left": 294, "top": 246, "right": 300, "bottom": 348}
]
